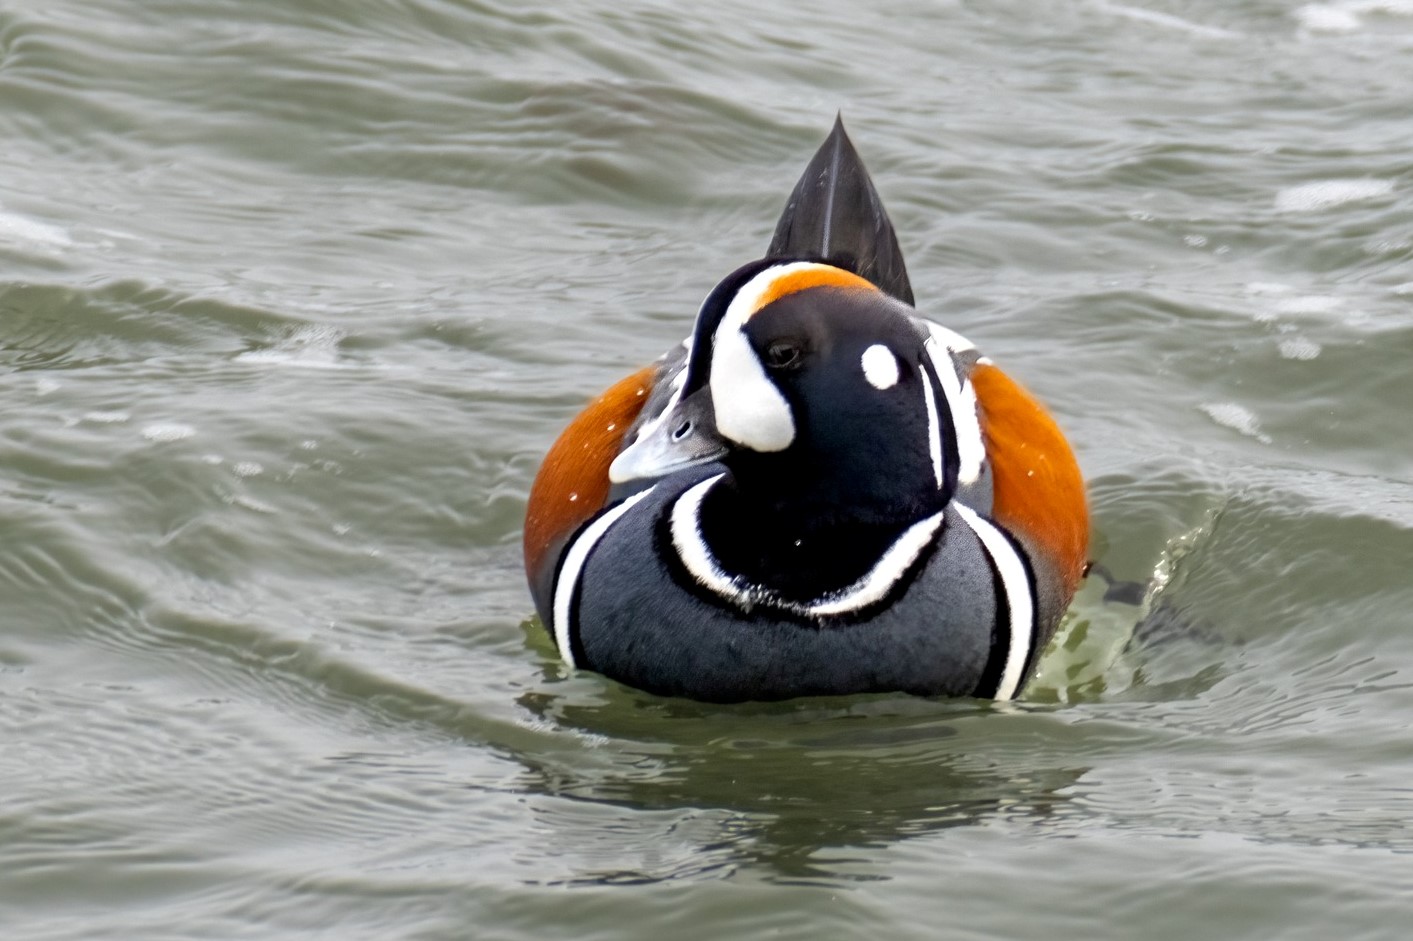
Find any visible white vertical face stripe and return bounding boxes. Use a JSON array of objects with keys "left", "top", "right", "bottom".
[
  {"left": 671, "top": 474, "right": 945, "bottom": 617},
  {"left": 954, "top": 503, "right": 1035, "bottom": 701},
  {"left": 861, "top": 343, "right": 900, "bottom": 390},
  {"left": 552, "top": 488, "right": 654, "bottom": 666},
  {"left": 922, "top": 321, "right": 985, "bottom": 487}
]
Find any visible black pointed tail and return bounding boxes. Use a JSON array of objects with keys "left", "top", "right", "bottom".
[{"left": 766, "top": 116, "right": 914, "bottom": 306}]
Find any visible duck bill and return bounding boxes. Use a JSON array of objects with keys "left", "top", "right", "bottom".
[{"left": 608, "top": 389, "right": 728, "bottom": 483}]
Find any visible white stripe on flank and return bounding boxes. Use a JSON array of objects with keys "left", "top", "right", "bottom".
[
  {"left": 954, "top": 503, "right": 1034, "bottom": 701},
  {"left": 922, "top": 321, "right": 985, "bottom": 486},
  {"left": 552, "top": 488, "right": 653, "bottom": 666},
  {"left": 670, "top": 475, "right": 945, "bottom": 618}
]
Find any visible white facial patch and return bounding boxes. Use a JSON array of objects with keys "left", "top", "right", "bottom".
[
  {"left": 860, "top": 344, "right": 900, "bottom": 390},
  {"left": 710, "top": 326, "right": 795, "bottom": 451},
  {"left": 707, "top": 264, "right": 829, "bottom": 453}
]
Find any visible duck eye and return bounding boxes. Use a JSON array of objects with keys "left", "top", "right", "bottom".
[{"left": 763, "top": 341, "right": 802, "bottom": 370}]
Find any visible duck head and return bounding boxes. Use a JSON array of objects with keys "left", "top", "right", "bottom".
[
  {"left": 609, "top": 260, "right": 955, "bottom": 527},
  {"left": 610, "top": 118, "right": 951, "bottom": 524}
]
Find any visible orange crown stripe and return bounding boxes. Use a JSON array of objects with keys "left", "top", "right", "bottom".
[{"left": 749, "top": 265, "right": 878, "bottom": 318}]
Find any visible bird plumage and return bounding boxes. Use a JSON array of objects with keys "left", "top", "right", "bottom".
[{"left": 523, "top": 119, "right": 1088, "bottom": 703}]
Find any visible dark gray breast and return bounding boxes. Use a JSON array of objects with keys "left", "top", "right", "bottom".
[{"left": 564, "top": 470, "right": 1012, "bottom": 703}]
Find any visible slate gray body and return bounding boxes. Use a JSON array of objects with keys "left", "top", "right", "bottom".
[{"left": 568, "top": 468, "right": 1010, "bottom": 702}]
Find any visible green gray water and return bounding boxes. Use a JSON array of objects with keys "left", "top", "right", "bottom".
[{"left": 3, "top": 1, "right": 1412, "bottom": 938}]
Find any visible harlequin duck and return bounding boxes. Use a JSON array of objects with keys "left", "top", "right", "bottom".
[{"left": 523, "top": 118, "right": 1088, "bottom": 703}]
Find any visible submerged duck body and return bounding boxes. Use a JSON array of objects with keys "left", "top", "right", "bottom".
[{"left": 524, "top": 120, "right": 1088, "bottom": 703}]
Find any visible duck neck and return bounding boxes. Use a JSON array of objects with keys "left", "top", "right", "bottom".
[{"left": 692, "top": 456, "right": 946, "bottom": 604}]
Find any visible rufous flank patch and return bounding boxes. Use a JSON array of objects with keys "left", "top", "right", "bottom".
[
  {"left": 971, "top": 363, "right": 1089, "bottom": 595},
  {"left": 524, "top": 365, "right": 656, "bottom": 584}
]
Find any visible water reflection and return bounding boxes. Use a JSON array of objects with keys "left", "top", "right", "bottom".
[
  {"left": 497, "top": 536, "right": 1244, "bottom": 889},
  {"left": 512, "top": 678, "right": 1087, "bottom": 886}
]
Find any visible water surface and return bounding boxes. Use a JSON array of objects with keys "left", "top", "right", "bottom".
[{"left": 3, "top": 1, "right": 1412, "bottom": 938}]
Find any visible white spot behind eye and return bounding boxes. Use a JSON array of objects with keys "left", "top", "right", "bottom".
[{"left": 861, "top": 344, "right": 900, "bottom": 390}]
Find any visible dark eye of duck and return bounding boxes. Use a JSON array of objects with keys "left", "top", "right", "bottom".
[{"left": 762, "top": 340, "right": 803, "bottom": 370}]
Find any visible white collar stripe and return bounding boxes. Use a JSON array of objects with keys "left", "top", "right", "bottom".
[
  {"left": 669, "top": 475, "right": 748, "bottom": 606},
  {"left": 954, "top": 503, "right": 1035, "bottom": 701},
  {"left": 809, "top": 512, "right": 945, "bottom": 615},
  {"left": 670, "top": 475, "right": 945, "bottom": 618},
  {"left": 552, "top": 488, "right": 653, "bottom": 667}
]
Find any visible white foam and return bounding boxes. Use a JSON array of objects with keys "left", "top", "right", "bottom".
[
  {"left": 1278, "top": 337, "right": 1322, "bottom": 360},
  {"left": 1274, "top": 295, "right": 1344, "bottom": 315},
  {"left": 1093, "top": 1, "right": 1241, "bottom": 38},
  {"left": 1275, "top": 179, "right": 1393, "bottom": 213},
  {"left": 1296, "top": 1, "right": 1413, "bottom": 33},
  {"left": 0, "top": 209, "right": 73, "bottom": 249},
  {"left": 233, "top": 461, "right": 264, "bottom": 478},
  {"left": 1201, "top": 403, "right": 1272, "bottom": 444},
  {"left": 83, "top": 410, "right": 130, "bottom": 424},
  {"left": 230, "top": 494, "right": 277, "bottom": 514},
  {"left": 1296, "top": 4, "right": 1363, "bottom": 30},
  {"left": 236, "top": 325, "right": 345, "bottom": 368},
  {"left": 142, "top": 423, "right": 196, "bottom": 442},
  {"left": 1243, "top": 282, "right": 1293, "bottom": 297}
]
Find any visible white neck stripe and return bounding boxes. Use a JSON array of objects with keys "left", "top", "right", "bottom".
[
  {"left": 954, "top": 503, "right": 1034, "bottom": 701},
  {"left": 670, "top": 475, "right": 945, "bottom": 618},
  {"left": 920, "top": 361, "right": 946, "bottom": 490},
  {"left": 923, "top": 322, "right": 985, "bottom": 487},
  {"left": 552, "top": 488, "right": 653, "bottom": 667}
]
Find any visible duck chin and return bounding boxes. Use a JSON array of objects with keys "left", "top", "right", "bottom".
[
  {"left": 716, "top": 445, "right": 947, "bottom": 533},
  {"left": 696, "top": 462, "right": 943, "bottom": 605}
]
